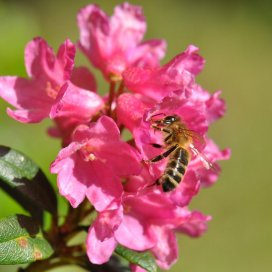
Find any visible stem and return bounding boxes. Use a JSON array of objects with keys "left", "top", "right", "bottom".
[
  {"left": 116, "top": 80, "right": 124, "bottom": 97},
  {"left": 107, "top": 81, "right": 116, "bottom": 116},
  {"left": 111, "top": 80, "right": 125, "bottom": 122},
  {"left": 61, "top": 199, "right": 91, "bottom": 235},
  {"left": 21, "top": 201, "right": 96, "bottom": 272}
]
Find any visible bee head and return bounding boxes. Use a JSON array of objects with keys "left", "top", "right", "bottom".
[{"left": 163, "top": 115, "right": 179, "bottom": 125}]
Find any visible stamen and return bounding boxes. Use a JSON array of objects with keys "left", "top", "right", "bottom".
[
  {"left": 45, "top": 81, "right": 59, "bottom": 99},
  {"left": 81, "top": 144, "right": 97, "bottom": 161}
]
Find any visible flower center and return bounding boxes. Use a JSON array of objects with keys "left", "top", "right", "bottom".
[
  {"left": 45, "top": 81, "right": 60, "bottom": 99},
  {"left": 123, "top": 204, "right": 131, "bottom": 214},
  {"left": 81, "top": 144, "right": 96, "bottom": 161}
]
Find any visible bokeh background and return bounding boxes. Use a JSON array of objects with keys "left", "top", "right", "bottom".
[{"left": 0, "top": 0, "right": 271, "bottom": 271}]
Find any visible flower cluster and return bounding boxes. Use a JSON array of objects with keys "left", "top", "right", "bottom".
[{"left": 0, "top": 2, "right": 230, "bottom": 271}]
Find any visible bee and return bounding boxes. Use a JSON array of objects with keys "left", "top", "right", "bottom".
[{"left": 146, "top": 113, "right": 215, "bottom": 192}]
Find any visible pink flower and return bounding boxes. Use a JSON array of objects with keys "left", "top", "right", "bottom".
[
  {"left": 0, "top": 37, "right": 103, "bottom": 124},
  {"left": 116, "top": 92, "right": 152, "bottom": 132},
  {"left": 87, "top": 192, "right": 210, "bottom": 269},
  {"left": 49, "top": 82, "right": 104, "bottom": 145},
  {"left": 122, "top": 45, "right": 204, "bottom": 101},
  {"left": 77, "top": 3, "right": 166, "bottom": 80},
  {"left": 0, "top": 38, "right": 75, "bottom": 123},
  {"left": 0, "top": 37, "right": 104, "bottom": 145},
  {"left": 51, "top": 116, "right": 141, "bottom": 211},
  {"left": 177, "top": 210, "right": 212, "bottom": 237},
  {"left": 117, "top": 91, "right": 228, "bottom": 202}
]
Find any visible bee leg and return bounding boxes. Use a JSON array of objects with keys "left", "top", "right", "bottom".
[
  {"left": 146, "top": 179, "right": 161, "bottom": 188},
  {"left": 151, "top": 143, "right": 163, "bottom": 148},
  {"left": 146, "top": 144, "right": 178, "bottom": 163},
  {"left": 151, "top": 125, "right": 171, "bottom": 134},
  {"left": 164, "top": 133, "right": 172, "bottom": 143},
  {"left": 162, "top": 128, "right": 171, "bottom": 134}
]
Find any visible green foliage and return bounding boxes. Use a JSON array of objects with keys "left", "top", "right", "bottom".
[
  {"left": 0, "top": 146, "right": 57, "bottom": 224},
  {"left": 0, "top": 214, "right": 53, "bottom": 264},
  {"left": 115, "top": 245, "right": 157, "bottom": 272}
]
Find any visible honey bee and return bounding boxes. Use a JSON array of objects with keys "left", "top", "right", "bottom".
[{"left": 146, "top": 113, "right": 215, "bottom": 192}]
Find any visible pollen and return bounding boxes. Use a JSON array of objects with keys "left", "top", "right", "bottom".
[
  {"left": 81, "top": 144, "right": 97, "bottom": 161},
  {"left": 123, "top": 204, "right": 131, "bottom": 214},
  {"left": 45, "top": 81, "right": 59, "bottom": 99},
  {"left": 88, "top": 153, "right": 96, "bottom": 161}
]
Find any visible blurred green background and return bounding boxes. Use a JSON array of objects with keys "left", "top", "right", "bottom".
[{"left": 0, "top": 0, "right": 271, "bottom": 271}]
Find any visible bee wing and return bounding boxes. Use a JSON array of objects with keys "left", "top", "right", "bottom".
[
  {"left": 180, "top": 128, "right": 206, "bottom": 151},
  {"left": 189, "top": 143, "right": 220, "bottom": 173}
]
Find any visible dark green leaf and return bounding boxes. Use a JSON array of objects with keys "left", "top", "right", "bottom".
[
  {"left": 0, "top": 214, "right": 53, "bottom": 264},
  {"left": 115, "top": 245, "right": 157, "bottom": 272},
  {"left": 0, "top": 146, "right": 57, "bottom": 222},
  {"left": 85, "top": 255, "right": 129, "bottom": 272}
]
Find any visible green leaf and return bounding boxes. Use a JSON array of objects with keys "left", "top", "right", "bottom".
[
  {"left": 0, "top": 214, "right": 53, "bottom": 264},
  {"left": 115, "top": 245, "right": 157, "bottom": 272},
  {"left": 0, "top": 146, "right": 57, "bottom": 222}
]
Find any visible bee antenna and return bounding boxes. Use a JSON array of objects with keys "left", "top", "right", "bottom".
[
  {"left": 148, "top": 112, "right": 166, "bottom": 122},
  {"left": 151, "top": 113, "right": 166, "bottom": 118}
]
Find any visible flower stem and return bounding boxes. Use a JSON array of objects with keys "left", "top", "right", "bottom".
[{"left": 107, "top": 81, "right": 116, "bottom": 116}]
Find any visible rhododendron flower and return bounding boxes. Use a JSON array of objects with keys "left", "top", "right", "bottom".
[
  {"left": 49, "top": 82, "right": 104, "bottom": 145},
  {"left": 0, "top": 2, "right": 230, "bottom": 271},
  {"left": 117, "top": 86, "right": 228, "bottom": 200},
  {"left": 78, "top": 3, "right": 166, "bottom": 80},
  {"left": 51, "top": 116, "right": 141, "bottom": 211},
  {"left": 87, "top": 192, "right": 211, "bottom": 269},
  {"left": 0, "top": 37, "right": 75, "bottom": 122},
  {"left": 122, "top": 45, "right": 204, "bottom": 101},
  {"left": 0, "top": 37, "right": 104, "bottom": 144}
]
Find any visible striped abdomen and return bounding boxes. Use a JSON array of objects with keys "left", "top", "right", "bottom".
[{"left": 158, "top": 147, "right": 190, "bottom": 192}]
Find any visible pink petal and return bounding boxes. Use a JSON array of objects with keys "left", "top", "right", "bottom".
[
  {"left": 77, "top": 4, "right": 110, "bottom": 72},
  {"left": 125, "top": 194, "right": 189, "bottom": 226},
  {"left": 123, "top": 46, "right": 203, "bottom": 101},
  {"left": 24, "top": 37, "right": 75, "bottom": 84},
  {"left": 205, "top": 90, "right": 226, "bottom": 123},
  {"left": 55, "top": 39, "right": 76, "bottom": 81},
  {"left": 169, "top": 170, "right": 200, "bottom": 207},
  {"left": 99, "top": 142, "right": 141, "bottom": 177},
  {"left": 71, "top": 66, "right": 97, "bottom": 91},
  {"left": 93, "top": 208, "right": 123, "bottom": 240},
  {"left": 150, "top": 226, "right": 178, "bottom": 269},
  {"left": 51, "top": 143, "right": 87, "bottom": 208},
  {"left": 87, "top": 225, "right": 117, "bottom": 264},
  {"left": 0, "top": 76, "right": 52, "bottom": 108},
  {"left": 177, "top": 211, "right": 212, "bottom": 237},
  {"left": 7, "top": 108, "right": 48, "bottom": 123},
  {"left": 115, "top": 214, "right": 155, "bottom": 250},
  {"left": 85, "top": 161, "right": 123, "bottom": 211},
  {"left": 78, "top": 3, "right": 155, "bottom": 78},
  {"left": 24, "top": 37, "right": 54, "bottom": 79},
  {"left": 164, "top": 45, "right": 205, "bottom": 76},
  {"left": 128, "top": 39, "right": 167, "bottom": 68},
  {"left": 116, "top": 93, "right": 151, "bottom": 132},
  {"left": 73, "top": 115, "right": 121, "bottom": 144},
  {"left": 111, "top": 3, "right": 146, "bottom": 49},
  {"left": 72, "top": 116, "right": 141, "bottom": 177},
  {"left": 0, "top": 76, "right": 52, "bottom": 122},
  {"left": 50, "top": 82, "right": 104, "bottom": 119},
  {"left": 190, "top": 138, "right": 231, "bottom": 186}
]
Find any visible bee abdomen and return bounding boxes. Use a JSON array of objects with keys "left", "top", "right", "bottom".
[{"left": 160, "top": 147, "right": 189, "bottom": 192}]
